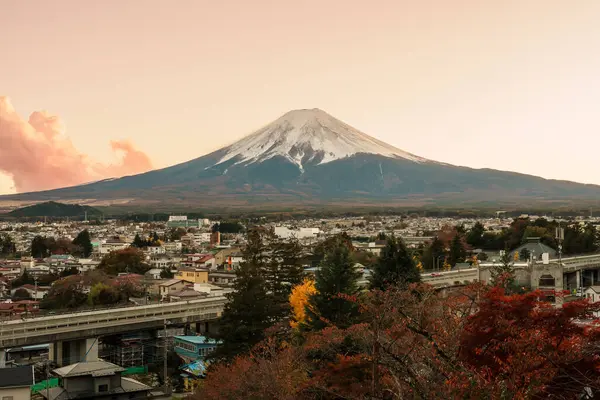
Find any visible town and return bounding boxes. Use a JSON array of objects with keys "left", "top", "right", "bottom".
[{"left": 1, "top": 210, "right": 600, "bottom": 398}]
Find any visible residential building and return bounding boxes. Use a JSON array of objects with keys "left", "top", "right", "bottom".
[
  {"left": 175, "top": 268, "right": 209, "bottom": 284},
  {"left": 10, "top": 284, "right": 50, "bottom": 300},
  {"left": 40, "top": 360, "right": 168, "bottom": 399},
  {"left": 208, "top": 271, "right": 236, "bottom": 287},
  {"left": 158, "top": 279, "right": 187, "bottom": 299},
  {"left": 0, "top": 365, "right": 34, "bottom": 400}
]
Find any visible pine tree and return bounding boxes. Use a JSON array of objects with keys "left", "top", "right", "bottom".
[
  {"left": 447, "top": 233, "right": 466, "bottom": 267},
  {"left": 370, "top": 236, "right": 421, "bottom": 290},
  {"left": 210, "top": 229, "right": 272, "bottom": 362},
  {"left": 421, "top": 236, "right": 445, "bottom": 271},
  {"left": 491, "top": 247, "right": 516, "bottom": 289},
  {"left": 132, "top": 234, "right": 145, "bottom": 248},
  {"left": 72, "top": 229, "right": 93, "bottom": 258},
  {"left": 305, "top": 243, "right": 361, "bottom": 330}
]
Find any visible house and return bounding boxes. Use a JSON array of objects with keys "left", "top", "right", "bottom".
[
  {"left": 174, "top": 335, "right": 219, "bottom": 363},
  {"left": 214, "top": 247, "right": 240, "bottom": 267},
  {"left": 0, "top": 300, "right": 40, "bottom": 319},
  {"left": 175, "top": 267, "right": 209, "bottom": 284},
  {"left": 584, "top": 287, "right": 600, "bottom": 315},
  {"left": 99, "top": 238, "right": 130, "bottom": 255},
  {"left": 510, "top": 237, "right": 557, "bottom": 260},
  {"left": 163, "top": 241, "right": 182, "bottom": 253},
  {"left": 10, "top": 284, "right": 50, "bottom": 300},
  {"left": 158, "top": 279, "right": 187, "bottom": 299},
  {"left": 145, "top": 268, "right": 163, "bottom": 280},
  {"left": 169, "top": 288, "right": 207, "bottom": 302},
  {"left": 208, "top": 271, "right": 236, "bottom": 287},
  {"left": 0, "top": 365, "right": 34, "bottom": 400},
  {"left": 193, "top": 282, "right": 230, "bottom": 297},
  {"left": 40, "top": 360, "right": 168, "bottom": 399},
  {"left": 174, "top": 336, "right": 220, "bottom": 392}
]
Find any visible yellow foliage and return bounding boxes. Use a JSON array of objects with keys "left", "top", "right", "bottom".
[
  {"left": 472, "top": 255, "right": 479, "bottom": 268},
  {"left": 289, "top": 278, "right": 317, "bottom": 329},
  {"left": 443, "top": 259, "right": 452, "bottom": 271},
  {"left": 416, "top": 261, "right": 423, "bottom": 271},
  {"left": 514, "top": 251, "right": 519, "bottom": 261}
]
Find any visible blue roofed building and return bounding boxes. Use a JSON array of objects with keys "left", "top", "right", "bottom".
[{"left": 173, "top": 336, "right": 220, "bottom": 392}]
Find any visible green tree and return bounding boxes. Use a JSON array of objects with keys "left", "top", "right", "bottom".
[
  {"left": 31, "top": 235, "right": 50, "bottom": 258},
  {"left": 519, "top": 248, "right": 531, "bottom": 261},
  {"left": 72, "top": 229, "right": 93, "bottom": 257},
  {"left": 305, "top": 243, "right": 361, "bottom": 331},
  {"left": 447, "top": 233, "right": 466, "bottom": 267},
  {"left": 370, "top": 236, "right": 421, "bottom": 290},
  {"left": 98, "top": 248, "right": 150, "bottom": 275},
  {"left": 466, "top": 222, "right": 485, "bottom": 248},
  {"left": 160, "top": 268, "right": 174, "bottom": 279},
  {"left": 0, "top": 234, "right": 16, "bottom": 256},
  {"left": 421, "top": 236, "right": 445, "bottom": 271},
  {"left": 132, "top": 234, "right": 145, "bottom": 248},
  {"left": 88, "top": 283, "right": 120, "bottom": 306},
  {"left": 491, "top": 248, "right": 516, "bottom": 289},
  {"left": 210, "top": 229, "right": 272, "bottom": 362}
]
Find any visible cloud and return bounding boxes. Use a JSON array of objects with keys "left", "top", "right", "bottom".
[{"left": 0, "top": 96, "right": 153, "bottom": 193}]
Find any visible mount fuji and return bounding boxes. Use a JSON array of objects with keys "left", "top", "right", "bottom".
[{"left": 3, "top": 108, "right": 600, "bottom": 209}]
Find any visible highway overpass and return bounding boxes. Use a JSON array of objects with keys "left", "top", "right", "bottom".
[{"left": 0, "top": 296, "right": 225, "bottom": 366}]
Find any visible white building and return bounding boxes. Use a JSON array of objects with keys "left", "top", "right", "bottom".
[{"left": 274, "top": 226, "right": 320, "bottom": 240}]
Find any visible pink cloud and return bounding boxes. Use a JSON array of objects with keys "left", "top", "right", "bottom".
[{"left": 0, "top": 96, "right": 153, "bottom": 193}]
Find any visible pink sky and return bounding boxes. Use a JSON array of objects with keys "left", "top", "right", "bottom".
[{"left": 2, "top": 0, "right": 600, "bottom": 194}]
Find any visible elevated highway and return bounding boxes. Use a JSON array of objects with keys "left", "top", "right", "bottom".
[{"left": 0, "top": 296, "right": 226, "bottom": 363}]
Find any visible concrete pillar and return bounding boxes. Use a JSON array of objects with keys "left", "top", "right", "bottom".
[
  {"left": 576, "top": 270, "right": 582, "bottom": 291},
  {"left": 50, "top": 338, "right": 98, "bottom": 366},
  {"left": 84, "top": 338, "right": 99, "bottom": 362},
  {"left": 0, "top": 349, "right": 5, "bottom": 368}
]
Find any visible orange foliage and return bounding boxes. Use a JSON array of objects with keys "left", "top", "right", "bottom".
[{"left": 289, "top": 278, "right": 317, "bottom": 329}]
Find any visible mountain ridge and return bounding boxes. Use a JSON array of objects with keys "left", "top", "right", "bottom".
[{"left": 2, "top": 108, "right": 600, "bottom": 208}]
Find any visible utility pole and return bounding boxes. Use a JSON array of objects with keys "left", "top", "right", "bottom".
[
  {"left": 34, "top": 276, "right": 38, "bottom": 301},
  {"left": 556, "top": 224, "right": 565, "bottom": 291}
]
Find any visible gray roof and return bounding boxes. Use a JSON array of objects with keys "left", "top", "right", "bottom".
[
  {"left": 53, "top": 360, "right": 124, "bottom": 378},
  {"left": 41, "top": 377, "right": 151, "bottom": 400},
  {"left": 0, "top": 365, "right": 34, "bottom": 388},
  {"left": 512, "top": 238, "right": 556, "bottom": 259}
]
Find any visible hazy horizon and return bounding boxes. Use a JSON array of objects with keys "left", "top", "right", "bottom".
[{"left": 3, "top": 0, "right": 600, "bottom": 194}]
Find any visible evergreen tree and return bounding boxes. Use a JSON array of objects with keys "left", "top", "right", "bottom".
[
  {"left": 491, "top": 248, "right": 516, "bottom": 289},
  {"left": 305, "top": 243, "right": 361, "bottom": 331},
  {"left": 447, "top": 233, "right": 466, "bottom": 267},
  {"left": 31, "top": 235, "right": 49, "bottom": 258},
  {"left": 0, "top": 234, "right": 16, "bottom": 256},
  {"left": 466, "top": 222, "right": 485, "bottom": 248},
  {"left": 370, "top": 236, "right": 421, "bottom": 290},
  {"left": 268, "top": 235, "right": 306, "bottom": 320},
  {"left": 421, "top": 236, "right": 445, "bottom": 271},
  {"left": 72, "top": 229, "right": 93, "bottom": 257},
  {"left": 132, "top": 234, "right": 145, "bottom": 248},
  {"left": 210, "top": 229, "right": 272, "bottom": 362}
]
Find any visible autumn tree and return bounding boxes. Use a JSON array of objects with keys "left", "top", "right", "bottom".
[
  {"left": 289, "top": 278, "right": 317, "bottom": 329},
  {"left": 305, "top": 242, "right": 361, "bottom": 330},
  {"left": 98, "top": 248, "right": 150, "bottom": 275},
  {"left": 370, "top": 235, "right": 420, "bottom": 290}
]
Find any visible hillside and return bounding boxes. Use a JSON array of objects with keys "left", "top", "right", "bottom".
[{"left": 9, "top": 201, "right": 102, "bottom": 217}]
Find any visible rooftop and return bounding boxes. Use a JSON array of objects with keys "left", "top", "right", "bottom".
[
  {"left": 0, "top": 365, "right": 34, "bottom": 388},
  {"left": 53, "top": 360, "right": 124, "bottom": 378}
]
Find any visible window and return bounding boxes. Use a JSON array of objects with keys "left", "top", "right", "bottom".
[
  {"left": 539, "top": 274, "right": 555, "bottom": 287},
  {"left": 3, "top": 396, "right": 14, "bottom": 400},
  {"left": 98, "top": 384, "right": 109, "bottom": 392}
]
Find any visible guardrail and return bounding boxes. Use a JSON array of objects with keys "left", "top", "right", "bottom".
[
  {"left": 0, "top": 296, "right": 227, "bottom": 348},
  {"left": 421, "top": 268, "right": 478, "bottom": 286}
]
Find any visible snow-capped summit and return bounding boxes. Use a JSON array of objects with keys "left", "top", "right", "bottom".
[{"left": 215, "top": 108, "right": 427, "bottom": 171}]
